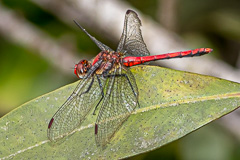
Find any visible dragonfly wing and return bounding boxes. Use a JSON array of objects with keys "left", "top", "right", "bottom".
[
  {"left": 116, "top": 10, "right": 150, "bottom": 57},
  {"left": 95, "top": 66, "right": 138, "bottom": 147},
  {"left": 48, "top": 75, "right": 103, "bottom": 141},
  {"left": 74, "top": 20, "right": 114, "bottom": 52}
]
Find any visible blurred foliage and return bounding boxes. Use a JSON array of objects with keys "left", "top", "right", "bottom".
[{"left": 0, "top": 0, "right": 240, "bottom": 159}]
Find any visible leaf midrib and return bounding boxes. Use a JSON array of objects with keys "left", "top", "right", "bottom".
[{"left": 2, "top": 91, "right": 239, "bottom": 159}]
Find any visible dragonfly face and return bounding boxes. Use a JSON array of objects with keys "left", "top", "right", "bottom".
[{"left": 74, "top": 59, "right": 92, "bottom": 79}]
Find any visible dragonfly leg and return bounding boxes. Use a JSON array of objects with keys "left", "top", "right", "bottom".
[
  {"left": 92, "top": 75, "right": 104, "bottom": 115},
  {"left": 79, "top": 76, "right": 95, "bottom": 96}
]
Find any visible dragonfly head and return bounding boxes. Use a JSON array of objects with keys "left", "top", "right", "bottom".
[{"left": 74, "top": 60, "right": 91, "bottom": 79}]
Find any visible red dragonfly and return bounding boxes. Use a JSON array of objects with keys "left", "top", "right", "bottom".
[{"left": 48, "top": 10, "right": 213, "bottom": 147}]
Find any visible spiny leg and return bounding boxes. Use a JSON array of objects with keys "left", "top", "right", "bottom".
[
  {"left": 92, "top": 75, "right": 105, "bottom": 115},
  {"left": 79, "top": 76, "right": 95, "bottom": 96}
]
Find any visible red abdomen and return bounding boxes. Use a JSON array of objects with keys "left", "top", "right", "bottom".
[{"left": 123, "top": 48, "right": 213, "bottom": 67}]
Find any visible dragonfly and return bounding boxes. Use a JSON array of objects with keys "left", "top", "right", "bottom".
[{"left": 47, "top": 9, "right": 213, "bottom": 147}]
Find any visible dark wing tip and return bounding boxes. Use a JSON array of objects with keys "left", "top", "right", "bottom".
[
  {"left": 73, "top": 20, "right": 82, "bottom": 29},
  {"left": 48, "top": 118, "right": 54, "bottom": 129},
  {"left": 126, "top": 9, "right": 134, "bottom": 14},
  {"left": 73, "top": 20, "right": 80, "bottom": 27},
  {"left": 95, "top": 123, "right": 98, "bottom": 135},
  {"left": 126, "top": 9, "right": 142, "bottom": 26}
]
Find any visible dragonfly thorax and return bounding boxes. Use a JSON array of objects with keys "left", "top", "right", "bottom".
[
  {"left": 100, "top": 51, "right": 122, "bottom": 60},
  {"left": 74, "top": 59, "right": 92, "bottom": 79}
]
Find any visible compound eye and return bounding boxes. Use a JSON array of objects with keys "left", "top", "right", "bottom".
[
  {"left": 74, "top": 59, "right": 91, "bottom": 79},
  {"left": 81, "top": 60, "right": 87, "bottom": 66}
]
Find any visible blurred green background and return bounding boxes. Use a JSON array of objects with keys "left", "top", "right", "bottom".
[{"left": 0, "top": 0, "right": 240, "bottom": 159}]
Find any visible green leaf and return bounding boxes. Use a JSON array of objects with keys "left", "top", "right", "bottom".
[{"left": 1, "top": 65, "right": 240, "bottom": 159}]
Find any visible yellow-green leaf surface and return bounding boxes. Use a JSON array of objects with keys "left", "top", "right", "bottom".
[{"left": 1, "top": 65, "right": 240, "bottom": 159}]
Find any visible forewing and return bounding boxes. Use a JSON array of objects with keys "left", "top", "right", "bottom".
[
  {"left": 48, "top": 75, "right": 103, "bottom": 141},
  {"left": 117, "top": 10, "right": 150, "bottom": 57},
  {"left": 95, "top": 66, "right": 138, "bottom": 147},
  {"left": 74, "top": 20, "right": 113, "bottom": 52}
]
